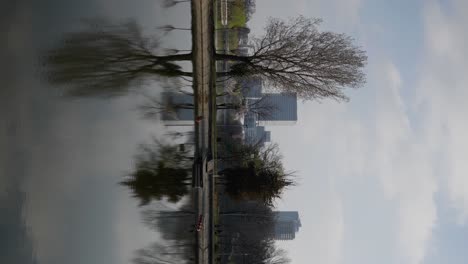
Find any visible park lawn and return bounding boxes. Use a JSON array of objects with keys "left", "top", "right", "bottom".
[
  {"left": 228, "top": 2, "right": 247, "bottom": 28},
  {"left": 215, "top": 0, "right": 247, "bottom": 29},
  {"left": 214, "top": 1, "right": 242, "bottom": 51}
]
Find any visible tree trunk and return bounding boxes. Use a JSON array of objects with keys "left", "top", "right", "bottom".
[
  {"left": 216, "top": 71, "right": 252, "bottom": 77},
  {"left": 172, "top": 105, "right": 194, "bottom": 109},
  {"left": 156, "top": 53, "right": 193, "bottom": 61},
  {"left": 217, "top": 103, "right": 237, "bottom": 109},
  {"left": 143, "top": 68, "right": 193, "bottom": 77},
  {"left": 214, "top": 53, "right": 251, "bottom": 62}
]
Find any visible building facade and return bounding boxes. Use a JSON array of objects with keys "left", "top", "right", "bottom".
[
  {"left": 257, "top": 93, "right": 298, "bottom": 126},
  {"left": 272, "top": 211, "right": 301, "bottom": 240},
  {"left": 244, "top": 125, "right": 271, "bottom": 145}
]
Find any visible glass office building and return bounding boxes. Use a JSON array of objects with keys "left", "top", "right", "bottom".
[
  {"left": 272, "top": 211, "right": 302, "bottom": 240},
  {"left": 257, "top": 93, "right": 298, "bottom": 125}
]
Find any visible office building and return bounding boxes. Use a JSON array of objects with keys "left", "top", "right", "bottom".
[
  {"left": 240, "top": 77, "right": 263, "bottom": 99},
  {"left": 273, "top": 211, "right": 301, "bottom": 240},
  {"left": 256, "top": 93, "right": 298, "bottom": 126},
  {"left": 244, "top": 125, "right": 271, "bottom": 145}
]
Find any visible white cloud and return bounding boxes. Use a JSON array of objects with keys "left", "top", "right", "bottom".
[
  {"left": 370, "top": 62, "right": 438, "bottom": 264},
  {"left": 272, "top": 60, "right": 439, "bottom": 264},
  {"left": 417, "top": 0, "right": 468, "bottom": 224},
  {"left": 326, "top": 0, "right": 362, "bottom": 29},
  {"left": 276, "top": 178, "right": 344, "bottom": 264},
  {"left": 250, "top": 0, "right": 362, "bottom": 35},
  {"left": 271, "top": 101, "right": 358, "bottom": 264},
  {"left": 248, "top": 1, "right": 468, "bottom": 264},
  {"left": 248, "top": 0, "right": 308, "bottom": 34},
  {"left": 305, "top": 190, "right": 344, "bottom": 264}
]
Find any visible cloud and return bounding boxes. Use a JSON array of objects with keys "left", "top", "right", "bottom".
[
  {"left": 271, "top": 100, "right": 357, "bottom": 264},
  {"left": 250, "top": 0, "right": 362, "bottom": 35},
  {"left": 276, "top": 179, "right": 344, "bottom": 264},
  {"left": 369, "top": 62, "right": 438, "bottom": 264},
  {"left": 233, "top": 1, "right": 468, "bottom": 264},
  {"left": 325, "top": 0, "right": 362, "bottom": 29},
  {"left": 417, "top": 0, "right": 468, "bottom": 224},
  {"left": 248, "top": 0, "right": 308, "bottom": 34},
  {"left": 268, "top": 60, "right": 442, "bottom": 264},
  {"left": 303, "top": 189, "right": 344, "bottom": 264},
  {"left": 249, "top": 1, "right": 468, "bottom": 264},
  {"left": 272, "top": 59, "right": 440, "bottom": 264}
]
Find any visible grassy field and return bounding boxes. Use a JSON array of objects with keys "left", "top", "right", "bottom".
[
  {"left": 228, "top": 2, "right": 247, "bottom": 28},
  {"left": 215, "top": 0, "right": 247, "bottom": 28},
  {"left": 215, "top": 0, "right": 247, "bottom": 51}
]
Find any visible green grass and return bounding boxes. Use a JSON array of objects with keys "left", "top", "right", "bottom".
[
  {"left": 229, "top": 4, "right": 247, "bottom": 28},
  {"left": 214, "top": 0, "right": 246, "bottom": 52},
  {"left": 214, "top": 0, "right": 247, "bottom": 29}
]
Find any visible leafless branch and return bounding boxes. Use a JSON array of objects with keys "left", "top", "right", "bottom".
[{"left": 215, "top": 16, "right": 367, "bottom": 101}]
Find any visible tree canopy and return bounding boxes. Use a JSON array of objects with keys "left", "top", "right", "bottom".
[
  {"left": 217, "top": 95, "right": 279, "bottom": 120},
  {"left": 43, "top": 16, "right": 366, "bottom": 102},
  {"left": 121, "top": 139, "right": 193, "bottom": 205},
  {"left": 138, "top": 93, "right": 194, "bottom": 120},
  {"left": 216, "top": 16, "right": 367, "bottom": 101},
  {"left": 220, "top": 143, "right": 295, "bottom": 206},
  {"left": 43, "top": 19, "right": 192, "bottom": 97},
  {"left": 217, "top": 200, "right": 290, "bottom": 263}
]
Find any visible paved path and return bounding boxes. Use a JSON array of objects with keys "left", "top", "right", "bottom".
[{"left": 191, "top": 0, "right": 215, "bottom": 263}]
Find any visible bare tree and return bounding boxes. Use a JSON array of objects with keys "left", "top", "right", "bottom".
[
  {"left": 132, "top": 203, "right": 195, "bottom": 264},
  {"left": 263, "top": 247, "right": 291, "bottom": 264},
  {"left": 43, "top": 19, "right": 192, "bottom": 97},
  {"left": 217, "top": 137, "right": 266, "bottom": 162},
  {"left": 219, "top": 143, "right": 296, "bottom": 206},
  {"left": 138, "top": 93, "right": 194, "bottom": 120},
  {"left": 141, "top": 201, "right": 196, "bottom": 241},
  {"left": 120, "top": 138, "right": 194, "bottom": 205},
  {"left": 216, "top": 78, "right": 242, "bottom": 97},
  {"left": 245, "top": 95, "right": 279, "bottom": 120},
  {"left": 245, "top": 0, "right": 256, "bottom": 21},
  {"left": 215, "top": 16, "right": 367, "bottom": 101},
  {"left": 43, "top": 16, "right": 366, "bottom": 102},
  {"left": 164, "top": 130, "right": 195, "bottom": 141},
  {"left": 132, "top": 242, "right": 192, "bottom": 264},
  {"left": 217, "top": 95, "right": 279, "bottom": 120}
]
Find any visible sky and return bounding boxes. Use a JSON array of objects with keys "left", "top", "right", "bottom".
[{"left": 249, "top": 0, "right": 468, "bottom": 264}]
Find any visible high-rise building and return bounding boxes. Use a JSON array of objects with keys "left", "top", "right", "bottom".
[
  {"left": 244, "top": 125, "right": 271, "bottom": 145},
  {"left": 273, "top": 211, "right": 301, "bottom": 240},
  {"left": 240, "top": 78, "right": 263, "bottom": 99},
  {"left": 257, "top": 93, "right": 298, "bottom": 125}
]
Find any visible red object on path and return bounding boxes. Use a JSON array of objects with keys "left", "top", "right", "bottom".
[
  {"left": 196, "top": 214, "right": 204, "bottom": 232},
  {"left": 195, "top": 116, "right": 203, "bottom": 123}
]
